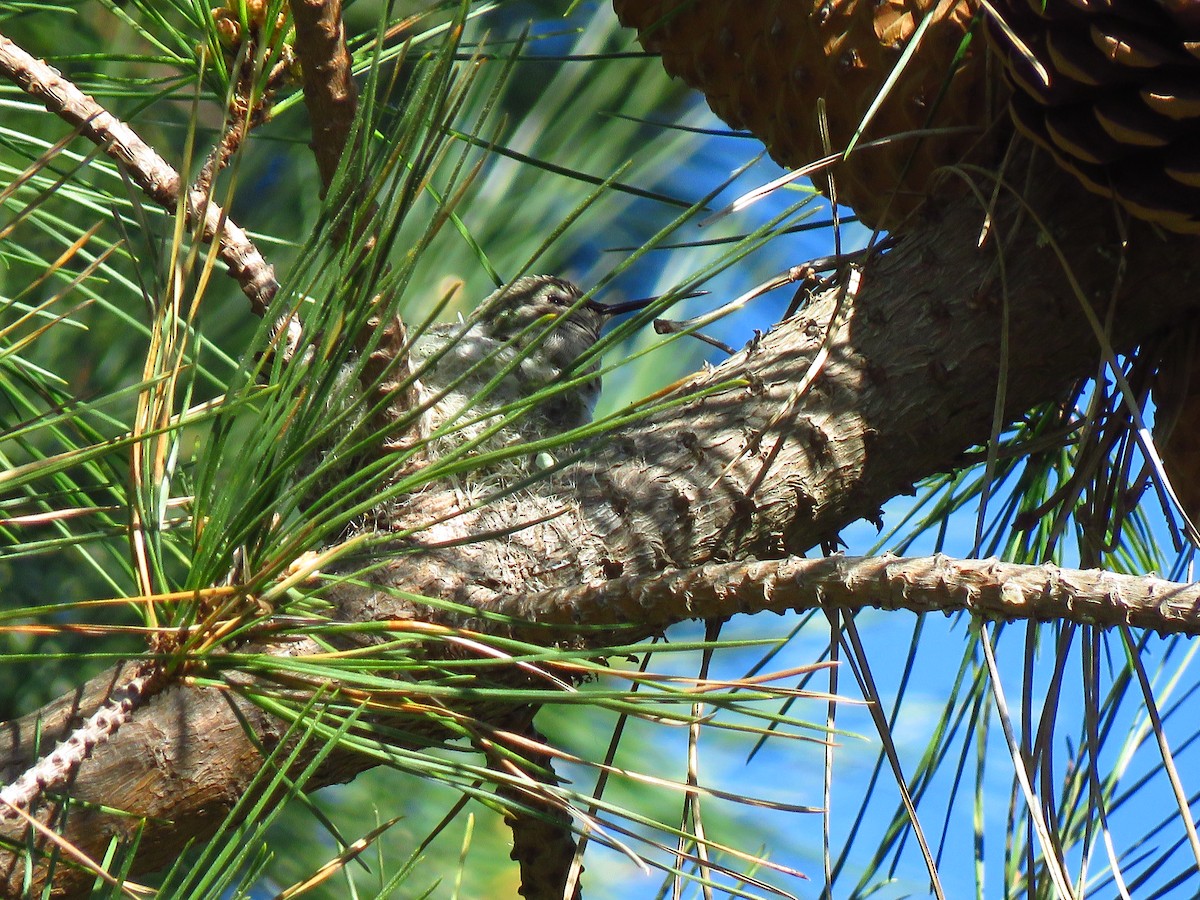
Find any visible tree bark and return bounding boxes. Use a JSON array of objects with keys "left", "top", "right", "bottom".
[{"left": 3, "top": 150, "right": 1199, "bottom": 896}]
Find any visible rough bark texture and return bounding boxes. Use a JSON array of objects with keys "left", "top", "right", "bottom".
[
  {"left": 0, "top": 644, "right": 379, "bottom": 895},
  {"left": 288, "top": 0, "right": 358, "bottom": 196},
  {"left": 3, "top": 151, "right": 1199, "bottom": 895},
  {"left": 490, "top": 718, "right": 584, "bottom": 900},
  {"left": 495, "top": 554, "right": 1200, "bottom": 637},
  {"left": 0, "top": 662, "right": 163, "bottom": 824}
]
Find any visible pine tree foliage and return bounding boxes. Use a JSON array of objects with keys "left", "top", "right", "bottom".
[{"left": 0, "top": 2, "right": 1198, "bottom": 899}]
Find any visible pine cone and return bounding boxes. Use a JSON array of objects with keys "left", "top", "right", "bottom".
[
  {"left": 985, "top": 0, "right": 1200, "bottom": 232},
  {"left": 613, "top": 0, "right": 998, "bottom": 231},
  {"left": 983, "top": 1, "right": 1200, "bottom": 519}
]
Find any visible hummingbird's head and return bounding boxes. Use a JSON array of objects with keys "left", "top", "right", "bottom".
[{"left": 479, "top": 274, "right": 605, "bottom": 378}]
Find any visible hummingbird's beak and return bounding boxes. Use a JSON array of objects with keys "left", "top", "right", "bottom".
[{"left": 585, "top": 289, "right": 708, "bottom": 317}]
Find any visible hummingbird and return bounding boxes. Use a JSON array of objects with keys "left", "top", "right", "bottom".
[
  {"left": 409, "top": 275, "right": 607, "bottom": 463},
  {"left": 277, "top": 274, "right": 657, "bottom": 507}
]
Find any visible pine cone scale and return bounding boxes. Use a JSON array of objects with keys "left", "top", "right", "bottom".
[{"left": 1142, "top": 81, "right": 1200, "bottom": 120}]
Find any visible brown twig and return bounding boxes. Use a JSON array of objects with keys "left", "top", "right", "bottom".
[
  {"left": 193, "top": 46, "right": 294, "bottom": 202},
  {"left": 481, "top": 716, "right": 583, "bottom": 900},
  {"left": 288, "top": 0, "right": 359, "bottom": 197},
  {"left": 0, "top": 30, "right": 279, "bottom": 316}
]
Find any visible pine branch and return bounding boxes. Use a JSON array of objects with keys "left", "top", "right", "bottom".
[
  {"left": 0, "top": 641, "right": 378, "bottom": 896},
  {"left": 0, "top": 21, "right": 309, "bottom": 838},
  {"left": 339, "top": 151, "right": 1200, "bottom": 623},
  {"left": 0, "top": 29, "right": 280, "bottom": 315},
  {"left": 495, "top": 554, "right": 1200, "bottom": 637},
  {"left": 481, "top": 717, "right": 583, "bottom": 900},
  {"left": 288, "top": 0, "right": 358, "bottom": 196},
  {"left": 0, "top": 663, "right": 164, "bottom": 824}
]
